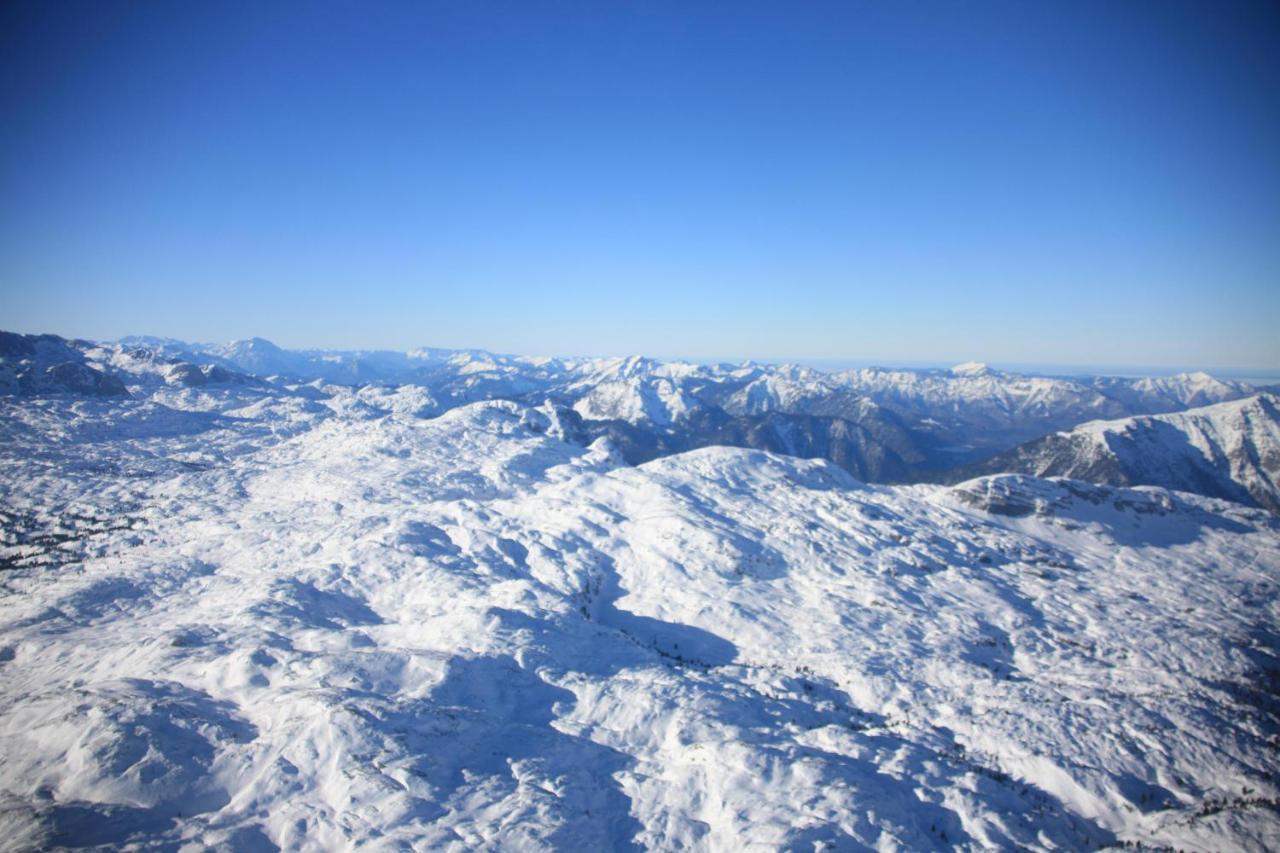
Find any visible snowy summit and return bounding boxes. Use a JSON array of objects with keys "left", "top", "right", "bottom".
[{"left": 949, "top": 361, "right": 991, "bottom": 376}]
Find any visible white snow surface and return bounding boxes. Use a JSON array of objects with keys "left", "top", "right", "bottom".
[{"left": 1, "top": 383, "right": 1278, "bottom": 851}]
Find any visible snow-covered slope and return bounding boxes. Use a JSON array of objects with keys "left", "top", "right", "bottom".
[
  {"left": 1, "top": 385, "right": 1278, "bottom": 850},
  {"left": 955, "top": 394, "right": 1280, "bottom": 514}
]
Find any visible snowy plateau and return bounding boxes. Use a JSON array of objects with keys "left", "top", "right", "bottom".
[{"left": 1, "top": 331, "right": 1279, "bottom": 851}]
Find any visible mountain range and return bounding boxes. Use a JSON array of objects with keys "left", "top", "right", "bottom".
[{"left": 3, "top": 331, "right": 1272, "bottom": 509}]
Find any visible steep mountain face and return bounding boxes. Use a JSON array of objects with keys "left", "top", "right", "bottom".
[
  {"left": 951, "top": 394, "right": 1280, "bottom": 513},
  {"left": 559, "top": 403, "right": 928, "bottom": 482},
  {"left": 711, "top": 408, "right": 926, "bottom": 481},
  {"left": 1, "top": 385, "right": 1277, "bottom": 850}
]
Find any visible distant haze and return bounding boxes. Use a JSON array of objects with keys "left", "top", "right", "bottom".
[{"left": 2, "top": 2, "right": 1278, "bottom": 369}]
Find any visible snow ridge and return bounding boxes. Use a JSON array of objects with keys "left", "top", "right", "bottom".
[{"left": 956, "top": 394, "right": 1280, "bottom": 514}]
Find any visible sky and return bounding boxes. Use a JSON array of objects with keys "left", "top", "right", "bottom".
[{"left": 2, "top": 1, "right": 1278, "bottom": 369}]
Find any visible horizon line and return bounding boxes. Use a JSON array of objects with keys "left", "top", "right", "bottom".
[{"left": 7, "top": 328, "right": 1280, "bottom": 381}]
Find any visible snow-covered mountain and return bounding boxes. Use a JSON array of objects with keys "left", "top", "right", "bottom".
[
  {"left": 569, "top": 362, "right": 702, "bottom": 427},
  {"left": 828, "top": 364, "right": 1255, "bottom": 459},
  {"left": 0, "top": 331, "right": 269, "bottom": 398},
  {"left": 953, "top": 394, "right": 1280, "bottom": 514},
  {"left": 832, "top": 364, "right": 1125, "bottom": 448},
  {"left": 1089, "top": 371, "right": 1259, "bottom": 414},
  {"left": 0, "top": 378, "right": 1277, "bottom": 849},
  {"left": 0, "top": 333, "right": 128, "bottom": 397},
  {"left": 0, "top": 331, "right": 1265, "bottom": 492}
]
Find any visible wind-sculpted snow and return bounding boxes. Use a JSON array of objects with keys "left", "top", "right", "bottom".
[{"left": 1, "top": 385, "right": 1278, "bottom": 851}]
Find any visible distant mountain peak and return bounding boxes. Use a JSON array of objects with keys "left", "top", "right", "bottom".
[
  {"left": 228, "top": 336, "right": 284, "bottom": 352},
  {"left": 950, "top": 361, "right": 991, "bottom": 376}
]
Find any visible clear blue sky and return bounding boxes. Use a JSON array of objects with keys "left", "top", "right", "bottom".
[{"left": 2, "top": 1, "right": 1278, "bottom": 369}]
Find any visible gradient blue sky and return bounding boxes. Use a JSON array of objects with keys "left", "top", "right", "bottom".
[{"left": 2, "top": 1, "right": 1278, "bottom": 368}]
